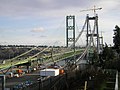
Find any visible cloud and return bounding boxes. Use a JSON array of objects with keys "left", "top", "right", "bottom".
[
  {"left": 31, "top": 27, "right": 45, "bottom": 32},
  {"left": 95, "top": 0, "right": 120, "bottom": 14},
  {"left": 0, "top": 0, "right": 120, "bottom": 46},
  {"left": 39, "top": 35, "right": 47, "bottom": 38},
  {"left": 0, "top": 0, "right": 95, "bottom": 18},
  {"left": 0, "top": 0, "right": 119, "bottom": 19}
]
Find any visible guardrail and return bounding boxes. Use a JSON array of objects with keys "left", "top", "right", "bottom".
[{"left": 115, "top": 71, "right": 118, "bottom": 90}]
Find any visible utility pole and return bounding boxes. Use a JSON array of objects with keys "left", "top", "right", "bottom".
[{"left": 99, "top": 31, "right": 104, "bottom": 52}]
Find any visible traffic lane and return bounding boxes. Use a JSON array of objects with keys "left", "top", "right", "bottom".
[{"left": 5, "top": 70, "right": 40, "bottom": 88}]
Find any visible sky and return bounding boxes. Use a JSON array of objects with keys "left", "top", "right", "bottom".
[{"left": 0, "top": 0, "right": 120, "bottom": 46}]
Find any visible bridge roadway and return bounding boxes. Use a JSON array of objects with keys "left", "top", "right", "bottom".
[
  {"left": 0, "top": 48, "right": 84, "bottom": 70},
  {"left": 0, "top": 51, "right": 83, "bottom": 90}
]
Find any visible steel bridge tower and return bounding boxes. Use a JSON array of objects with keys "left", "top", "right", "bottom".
[
  {"left": 66, "top": 15, "right": 75, "bottom": 48},
  {"left": 66, "top": 15, "right": 76, "bottom": 64},
  {"left": 86, "top": 14, "right": 99, "bottom": 53}
]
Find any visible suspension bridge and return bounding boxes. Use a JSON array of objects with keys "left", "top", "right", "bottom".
[
  {"left": 0, "top": 6, "right": 118, "bottom": 90},
  {"left": 0, "top": 14, "right": 100, "bottom": 71},
  {"left": 0, "top": 6, "right": 102, "bottom": 74}
]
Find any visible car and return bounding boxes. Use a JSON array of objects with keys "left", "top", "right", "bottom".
[
  {"left": 14, "top": 74, "right": 19, "bottom": 77},
  {"left": 24, "top": 80, "right": 33, "bottom": 86},
  {"left": 13, "top": 84, "right": 23, "bottom": 90},
  {"left": 13, "top": 85, "right": 19, "bottom": 90}
]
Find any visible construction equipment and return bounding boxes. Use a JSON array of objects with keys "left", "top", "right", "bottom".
[{"left": 80, "top": 6, "right": 102, "bottom": 15}]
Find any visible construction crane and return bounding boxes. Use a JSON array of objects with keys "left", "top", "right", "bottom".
[{"left": 80, "top": 6, "right": 102, "bottom": 15}]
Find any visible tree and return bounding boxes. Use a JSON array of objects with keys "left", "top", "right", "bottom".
[
  {"left": 113, "top": 25, "right": 120, "bottom": 53},
  {"left": 101, "top": 43, "right": 115, "bottom": 60}
]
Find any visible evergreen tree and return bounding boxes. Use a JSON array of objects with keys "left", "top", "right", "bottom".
[
  {"left": 102, "top": 43, "right": 114, "bottom": 60},
  {"left": 113, "top": 25, "right": 120, "bottom": 53}
]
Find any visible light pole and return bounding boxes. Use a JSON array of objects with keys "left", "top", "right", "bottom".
[
  {"left": 0, "top": 75, "right": 5, "bottom": 90},
  {"left": 37, "top": 77, "right": 41, "bottom": 90}
]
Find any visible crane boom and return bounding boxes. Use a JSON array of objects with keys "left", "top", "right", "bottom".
[{"left": 80, "top": 6, "right": 102, "bottom": 15}]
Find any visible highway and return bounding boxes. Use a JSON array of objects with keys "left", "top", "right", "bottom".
[
  {"left": 0, "top": 59, "right": 67, "bottom": 90},
  {"left": 0, "top": 70, "right": 40, "bottom": 90}
]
